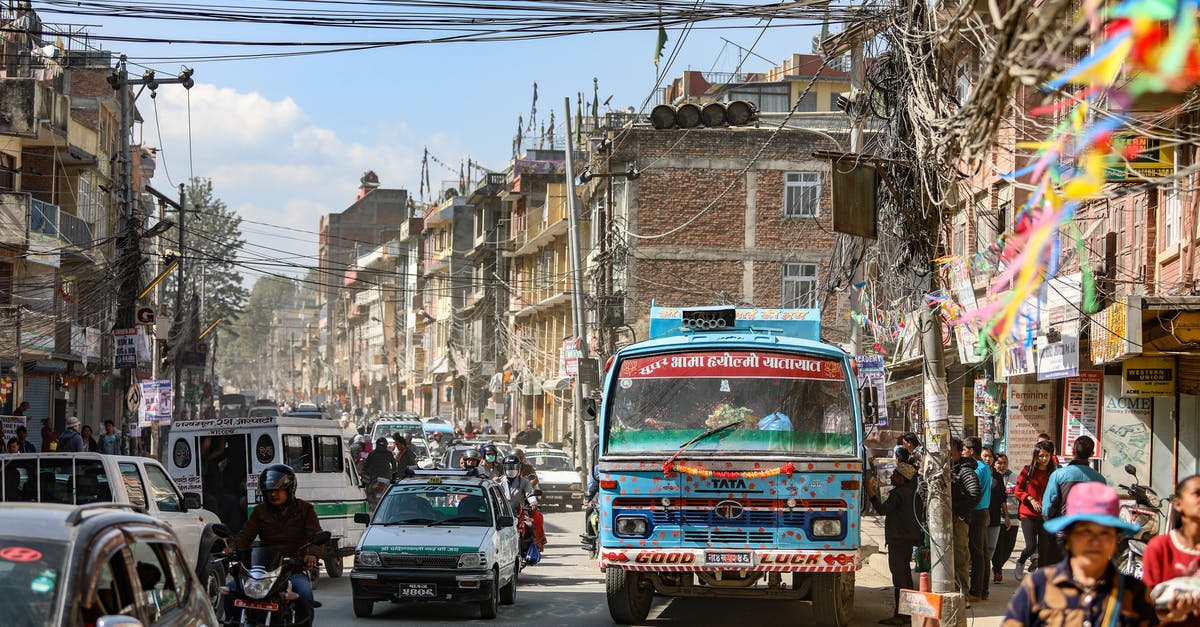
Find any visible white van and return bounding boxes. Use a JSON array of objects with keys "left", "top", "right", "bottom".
[{"left": 167, "top": 415, "right": 367, "bottom": 577}]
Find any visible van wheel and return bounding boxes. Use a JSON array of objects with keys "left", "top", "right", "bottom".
[
  {"left": 206, "top": 561, "right": 226, "bottom": 620},
  {"left": 500, "top": 559, "right": 519, "bottom": 605},
  {"left": 606, "top": 568, "right": 653, "bottom": 624},
  {"left": 479, "top": 569, "right": 500, "bottom": 619},
  {"left": 352, "top": 596, "right": 373, "bottom": 618},
  {"left": 325, "top": 539, "right": 344, "bottom": 578}
]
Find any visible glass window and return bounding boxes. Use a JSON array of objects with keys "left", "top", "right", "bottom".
[
  {"left": 75, "top": 459, "right": 112, "bottom": 504},
  {"left": 2, "top": 458, "right": 37, "bottom": 501},
  {"left": 0, "top": 537, "right": 67, "bottom": 626},
  {"left": 118, "top": 463, "right": 148, "bottom": 509},
  {"left": 85, "top": 548, "right": 135, "bottom": 624},
  {"left": 129, "top": 542, "right": 182, "bottom": 622},
  {"left": 797, "top": 92, "right": 818, "bottom": 112},
  {"left": 1164, "top": 182, "right": 1181, "bottom": 248},
  {"left": 283, "top": 435, "right": 314, "bottom": 473},
  {"left": 38, "top": 458, "right": 74, "bottom": 504},
  {"left": 375, "top": 484, "right": 490, "bottom": 525},
  {"left": 606, "top": 350, "right": 855, "bottom": 455},
  {"left": 314, "top": 436, "right": 342, "bottom": 473},
  {"left": 783, "top": 171, "right": 820, "bottom": 217},
  {"left": 782, "top": 263, "right": 819, "bottom": 309},
  {"left": 144, "top": 464, "right": 183, "bottom": 513}
]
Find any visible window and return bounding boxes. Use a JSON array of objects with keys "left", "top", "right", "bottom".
[
  {"left": 315, "top": 435, "right": 342, "bottom": 473},
  {"left": 144, "top": 464, "right": 183, "bottom": 513},
  {"left": 283, "top": 435, "right": 314, "bottom": 472},
  {"left": 119, "top": 463, "right": 148, "bottom": 509},
  {"left": 830, "top": 92, "right": 842, "bottom": 112},
  {"left": 85, "top": 549, "right": 135, "bottom": 623},
  {"left": 782, "top": 263, "right": 819, "bottom": 308},
  {"left": 129, "top": 542, "right": 183, "bottom": 622},
  {"left": 725, "top": 84, "right": 790, "bottom": 113},
  {"left": 1164, "top": 183, "right": 1181, "bottom": 248},
  {"left": 797, "top": 92, "right": 818, "bottom": 112},
  {"left": 76, "top": 459, "right": 112, "bottom": 504},
  {"left": 784, "top": 172, "right": 821, "bottom": 217}
]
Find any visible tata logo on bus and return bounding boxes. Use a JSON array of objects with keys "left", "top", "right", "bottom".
[
  {"left": 634, "top": 552, "right": 696, "bottom": 565},
  {"left": 712, "top": 478, "right": 748, "bottom": 490}
]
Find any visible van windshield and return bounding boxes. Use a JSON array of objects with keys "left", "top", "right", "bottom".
[{"left": 606, "top": 351, "right": 856, "bottom": 455}]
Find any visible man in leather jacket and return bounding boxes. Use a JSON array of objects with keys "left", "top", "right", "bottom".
[{"left": 225, "top": 464, "right": 325, "bottom": 624}]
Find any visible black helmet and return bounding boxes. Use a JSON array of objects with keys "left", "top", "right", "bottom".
[
  {"left": 462, "top": 449, "right": 482, "bottom": 467},
  {"left": 258, "top": 464, "right": 297, "bottom": 501},
  {"left": 481, "top": 443, "right": 498, "bottom": 456},
  {"left": 375, "top": 437, "right": 388, "bottom": 448},
  {"left": 501, "top": 454, "right": 522, "bottom": 470}
]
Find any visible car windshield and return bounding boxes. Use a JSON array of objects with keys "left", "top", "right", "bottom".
[
  {"left": 373, "top": 424, "right": 423, "bottom": 441},
  {"left": 529, "top": 455, "right": 572, "bottom": 471},
  {"left": 0, "top": 537, "right": 67, "bottom": 627},
  {"left": 606, "top": 350, "right": 856, "bottom": 455},
  {"left": 374, "top": 485, "right": 490, "bottom": 526}
]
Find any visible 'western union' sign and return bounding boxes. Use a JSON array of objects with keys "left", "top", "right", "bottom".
[
  {"left": 1122, "top": 355, "right": 1176, "bottom": 397},
  {"left": 1105, "top": 135, "right": 1175, "bottom": 181}
]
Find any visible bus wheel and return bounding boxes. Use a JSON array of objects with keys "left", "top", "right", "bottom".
[
  {"left": 606, "top": 568, "right": 653, "bottom": 624},
  {"left": 811, "top": 572, "right": 853, "bottom": 627}
]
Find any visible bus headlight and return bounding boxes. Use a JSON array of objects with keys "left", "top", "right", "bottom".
[
  {"left": 811, "top": 518, "right": 843, "bottom": 538},
  {"left": 615, "top": 515, "right": 649, "bottom": 537}
]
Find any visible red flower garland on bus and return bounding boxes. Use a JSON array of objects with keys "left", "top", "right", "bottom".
[{"left": 663, "top": 461, "right": 796, "bottom": 479}]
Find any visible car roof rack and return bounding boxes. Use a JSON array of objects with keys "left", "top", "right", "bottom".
[{"left": 66, "top": 502, "right": 148, "bottom": 525}]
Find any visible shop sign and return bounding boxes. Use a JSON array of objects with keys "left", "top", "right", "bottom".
[
  {"left": 1122, "top": 355, "right": 1175, "bottom": 397},
  {"left": 995, "top": 343, "right": 1036, "bottom": 380},
  {"left": 1090, "top": 299, "right": 1141, "bottom": 364},
  {"left": 113, "top": 328, "right": 139, "bottom": 368},
  {"left": 1036, "top": 333, "right": 1079, "bottom": 380},
  {"left": 887, "top": 375, "right": 922, "bottom": 401},
  {"left": 1062, "top": 371, "right": 1103, "bottom": 458},
  {"left": 1005, "top": 383, "right": 1053, "bottom": 459},
  {"left": 1104, "top": 134, "right": 1175, "bottom": 181},
  {"left": 562, "top": 338, "right": 580, "bottom": 376},
  {"left": 855, "top": 355, "right": 888, "bottom": 426},
  {"left": 1101, "top": 375, "right": 1152, "bottom": 480}
]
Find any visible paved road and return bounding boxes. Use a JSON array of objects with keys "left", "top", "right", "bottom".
[{"left": 305, "top": 509, "right": 1009, "bottom": 626}]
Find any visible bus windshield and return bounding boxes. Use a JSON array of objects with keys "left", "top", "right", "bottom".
[{"left": 605, "top": 350, "right": 856, "bottom": 455}]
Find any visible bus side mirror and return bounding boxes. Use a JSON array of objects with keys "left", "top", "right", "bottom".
[
  {"left": 859, "top": 384, "right": 878, "bottom": 426},
  {"left": 582, "top": 398, "right": 597, "bottom": 422}
]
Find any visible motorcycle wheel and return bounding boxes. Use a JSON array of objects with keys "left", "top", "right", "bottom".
[{"left": 325, "top": 539, "right": 344, "bottom": 578}]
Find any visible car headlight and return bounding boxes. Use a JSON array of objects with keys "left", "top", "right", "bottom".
[
  {"left": 615, "top": 515, "right": 649, "bottom": 537},
  {"left": 570, "top": 483, "right": 583, "bottom": 491},
  {"left": 457, "top": 552, "right": 487, "bottom": 568},
  {"left": 355, "top": 550, "right": 382, "bottom": 568},
  {"left": 811, "top": 518, "right": 843, "bottom": 538},
  {"left": 242, "top": 574, "right": 276, "bottom": 600}
]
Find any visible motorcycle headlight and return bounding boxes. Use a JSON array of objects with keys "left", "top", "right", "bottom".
[
  {"left": 242, "top": 574, "right": 277, "bottom": 600},
  {"left": 355, "top": 550, "right": 382, "bottom": 568},
  {"left": 457, "top": 552, "right": 487, "bottom": 568}
]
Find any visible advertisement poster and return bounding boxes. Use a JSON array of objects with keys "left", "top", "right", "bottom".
[
  {"left": 2, "top": 415, "right": 25, "bottom": 442},
  {"left": 1101, "top": 375, "right": 1152, "bottom": 481},
  {"left": 1005, "top": 383, "right": 1053, "bottom": 460},
  {"left": 855, "top": 354, "right": 889, "bottom": 426},
  {"left": 1036, "top": 332, "right": 1080, "bottom": 380},
  {"left": 995, "top": 344, "right": 1037, "bottom": 380},
  {"left": 1122, "top": 356, "right": 1176, "bottom": 397},
  {"left": 113, "top": 328, "right": 139, "bottom": 368},
  {"left": 973, "top": 379, "right": 1004, "bottom": 448},
  {"left": 1062, "top": 371, "right": 1103, "bottom": 458},
  {"left": 138, "top": 379, "right": 174, "bottom": 427}
]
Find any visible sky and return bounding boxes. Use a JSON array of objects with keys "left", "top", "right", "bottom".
[{"left": 30, "top": 2, "right": 828, "bottom": 285}]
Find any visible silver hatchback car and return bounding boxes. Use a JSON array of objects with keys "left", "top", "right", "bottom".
[{"left": 0, "top": 502, "right": 219, "bottom": 627}]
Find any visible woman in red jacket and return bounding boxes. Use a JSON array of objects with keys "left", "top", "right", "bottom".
[
  {"left": 1013, "top": 440, "right": 1054, "bottom": 579},
  {"left": 1142, "top": 474, "right": 1200, "bottom": 626}
]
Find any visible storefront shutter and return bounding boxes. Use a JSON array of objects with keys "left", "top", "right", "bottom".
[
  {"left": 1178, "top": 355, "right": 1200, "bottom": 396},
  {"left": 22, "top": 374, "right": 52, "bottom": 448}
]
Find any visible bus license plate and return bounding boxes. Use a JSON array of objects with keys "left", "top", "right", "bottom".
[
  {"left": 706, "top": 551, "right": 751, "bottom": 565},
  {"left": 399, "top": 584, "right": 436, "bottom": 597}
]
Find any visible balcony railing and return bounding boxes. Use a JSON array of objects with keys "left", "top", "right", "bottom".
[{"left": 0, "top": 193, "right": 96, "bottom": 253}]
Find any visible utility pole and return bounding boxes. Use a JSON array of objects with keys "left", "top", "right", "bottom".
[
  {"left": 562, "top": 98, "right": 591, "bottom": 469},
  {"left": 111, "top": 56, "right": 194, "bottom": 453},
  {"left": 920, "top": 301, "right": 961, "bottom": 624},
  {"left": 174, "top": 183, "right": 185, "bottom": 421}
]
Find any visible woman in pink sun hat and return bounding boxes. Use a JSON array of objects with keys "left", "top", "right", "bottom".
[{"left": 1001, "top": 482, "right": 1156, "bottom": 627}]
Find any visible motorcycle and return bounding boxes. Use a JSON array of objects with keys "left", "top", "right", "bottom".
[
  {"left": 221, "top": 530, "right": 331, "bottom": 627},
  {"left": 1116, "top": 463, "right": 1166, "bottom": 578},
  {"left": 579, "top": 500, "right": 599, "bottom": 559}
]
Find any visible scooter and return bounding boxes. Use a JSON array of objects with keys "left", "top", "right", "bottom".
[
  {"left": 221, "top": 530, "right": 331, "bottom": 627},
  {"left": 579, "top": 500, "right": 599, "bottom": 560},
  {"left": 1116, "top": 463, "right": 1166, "bottom": 578}
]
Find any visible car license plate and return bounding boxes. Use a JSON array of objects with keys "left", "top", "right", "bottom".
[
  {"left": 234, "top": 599, "right": 280, "bottom": 611},
  {"left": 706, "top": 551, "right": 751, "bottom": 565},
  {"left": 399, "top": 583, "right": 436, "bottom": 597}
]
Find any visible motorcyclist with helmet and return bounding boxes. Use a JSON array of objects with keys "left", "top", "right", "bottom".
[
  {"left": 362, "top": 437, "right": 398, "bottom": 510},
  {"left": 460, "top": 448, "right": 485, "bottom": 476},
  {"left": 480, "top": 443, "right": 502, "bottom": 479},
  {"left": 223, "top": 464, "right": 325, "bottom": 624},
  {"left": 502, "top": 454, "right": 546, "bottom": 550},
  {"left": 513, "top": 448, "right": 540, "bottom": 489}
]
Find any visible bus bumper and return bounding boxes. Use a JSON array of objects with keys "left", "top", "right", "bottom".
[{"left": 597, "top": 547, "right": 862, "bottom": 572}]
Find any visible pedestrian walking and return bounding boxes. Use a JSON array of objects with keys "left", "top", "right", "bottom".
[
  {"left": 1042, "top": 435, "right": 1106, "bottom": 565},
  {"left": 981, "top": 447, "right": 1010, "bottom": 590},
  {"left": 1141, "top": 473, "right": 1200, "bottom": 626},
  {"left": 1001, "top": 483, "right": 1156, "bottom": 626},
  {"left": 866, "top": 460, "right": 923, "bottom": 625},
  {"left": 950, "top": 436, "right": 982, "bottom": 596},
  {"left": 992, "top": 453, "right": 1020, "bottom": 582},
  {"left": 1014, "top": 440, "right": 1055, "bottom": 579}
]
